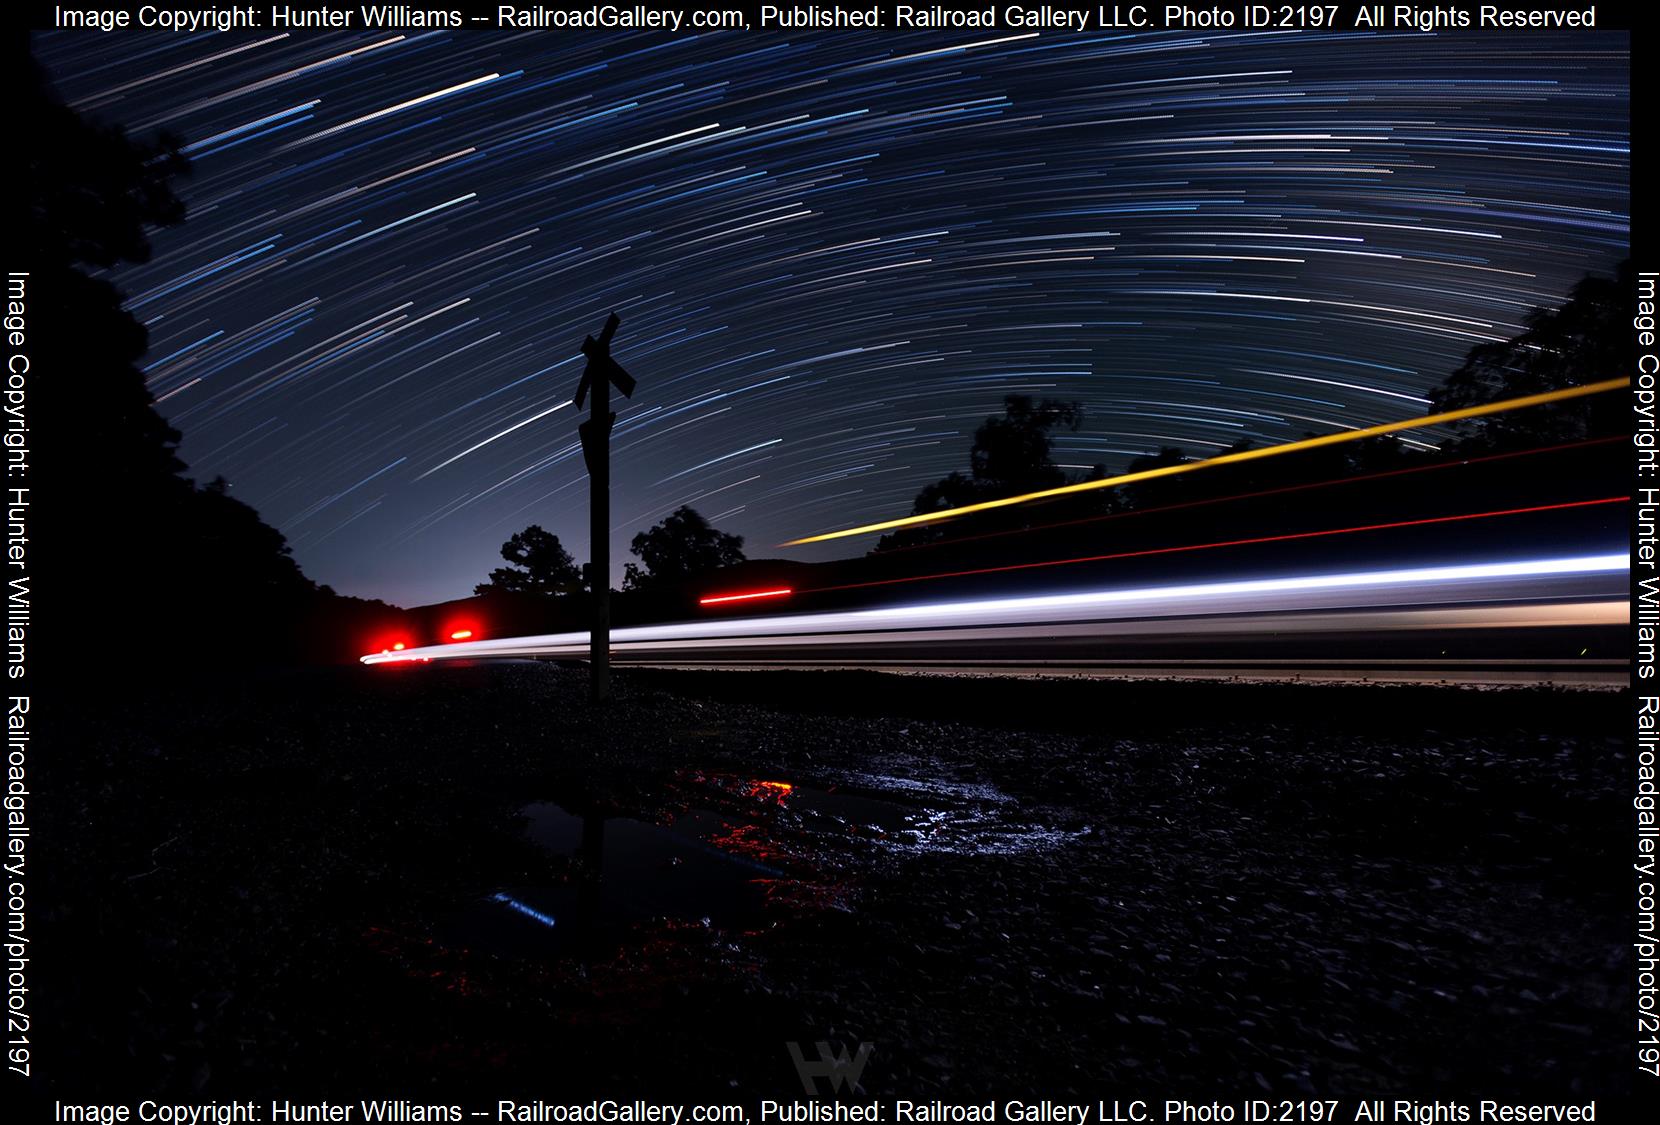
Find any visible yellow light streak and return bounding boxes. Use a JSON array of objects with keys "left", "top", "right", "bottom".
[{"left": 781, "top": 377, "right": 1628, "bottom": 547}]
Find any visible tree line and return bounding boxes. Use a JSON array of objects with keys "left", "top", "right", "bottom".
[
  {"left": 27, "top": 60, "right": 399, "bottom": 665},
  {"left": 475, "top": 506, "right": 745, "bottom": 597},
  {"left": 481, "top": 247, "right": 1629, "bottom": 597},
  {"left": 868, "top": 260, "right": 1632, "bottom": 553}
]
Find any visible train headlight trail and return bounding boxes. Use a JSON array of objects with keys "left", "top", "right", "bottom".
[
  {"left": 780, "top": 378, "right": 1629, "bottom": 547},
  {"left": 362, "top": 553, "right": 1628, "bottom": 666}
]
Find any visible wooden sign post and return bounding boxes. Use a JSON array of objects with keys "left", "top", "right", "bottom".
[{"left": 574, "top": 312, "right": 636, "bottom": 702}]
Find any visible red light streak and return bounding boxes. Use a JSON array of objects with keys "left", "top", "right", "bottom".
[
  {"left": 867, "top": 436, "right": 1625, "bottom": 559},
  {"left": 783, "top": 378, "right": 1629, "bottom": 546},
  {"left": 808, "top": 496, "right": 1628, "bottom": 596},
  {"left": 449, "top": 629, "right": 474, "bottom": 640},
  {"left": 699, "top": 587, "right": 793, "bottom": 606}
]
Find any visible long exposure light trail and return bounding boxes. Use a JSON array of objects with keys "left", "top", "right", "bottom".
[
  {"left": 781, "top": 379, "right": 1629, "bottom": 547},
  {"left": 806, "top": 496, "right": 1627, "bottom": 596},
  {"left": 363, "top": 553, "right": 1627, "bottom": 666},
  {"left": 864, "top": 436, "right": 1625, "bottom": 560},
  {"left": 699, "top": 587, "right": 794, "bottom": 606}
]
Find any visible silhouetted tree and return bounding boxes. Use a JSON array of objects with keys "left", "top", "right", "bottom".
[
  {"left": 1118, "top": 445, "right": 1196, "bottom": 510},
  {"left": 1429, "top": 259, "right": 1630, "bottom": 452},
  {"left": 191, "top": 477, "right": 315, "bottom": 596},
  {"left": 475, "top": 525, "right": 583, "bottom": 595},
  {"left": 27, "top": 59, "right": 192, "bottom": 500},
  {"left": 875, "top": 395, "right": 1094, "bottom": 551},
  {"left": 972, "top": 395, "right": 1085, "bottom": 494},
  {"left": 1122, "top": 429, "right": 1429, "bottom": 512},
  {"left": 623, "top": 507, "right": 745, "bottom": 590},
  {"left": 26, "top": 61, "right": 339, "bottom": 663}
]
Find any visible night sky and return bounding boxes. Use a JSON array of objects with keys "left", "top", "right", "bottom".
[{"left": 31, "top": 26, "right": 1629, "bottom": 607}]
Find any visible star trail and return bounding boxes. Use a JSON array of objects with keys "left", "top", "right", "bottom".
[{"left": 31, "top": 22, "right": 1629, "bottom": 606}]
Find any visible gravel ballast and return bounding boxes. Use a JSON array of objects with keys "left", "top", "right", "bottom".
[{"left": 31, "top": 662, "right": 1633, "bottom": 1104}]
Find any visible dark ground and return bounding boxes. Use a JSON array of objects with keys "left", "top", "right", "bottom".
[{"left": 31, "top": 663, "right": 1636, "bottom": 1105}]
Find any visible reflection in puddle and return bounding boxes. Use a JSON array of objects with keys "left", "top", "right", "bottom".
[
  {"left": 490, "top": 892, "right": 560, "bottom": 930},
  {"left": 697, "top": 773, "right": 941, "bottom": 838},
  {"left": 799, "top": 779, "right": 1082, "bottom": 856},
  {"left": 455, "top": 773, "right": 1080, "bottom": 958},
  {"left": 456, "top": 804, "right": 778, "bottom": 957},
  {"left": 787, "top": 786, "right": 931, "bottom": 834},
  {"left": 693, "top": 771, "right": 1082, "bottom": 858}
]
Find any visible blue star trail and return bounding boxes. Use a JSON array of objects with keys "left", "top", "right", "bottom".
[{"left": 32, "top": 26, "right": 1629, "bottom": 606}]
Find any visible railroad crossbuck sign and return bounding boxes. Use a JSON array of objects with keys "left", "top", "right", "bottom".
[
  {"left": 575, "top": 312, "right": 635, "bottom": 471},
  {"left": 573, "top": 311, "right": 636, "bottom": 702}
]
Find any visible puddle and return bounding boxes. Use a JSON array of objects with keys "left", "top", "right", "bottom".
[
  {"left": 450, "top": 772, "right": 1082, "bottom": 959},
  {"left": 827, "top": 772, "right": 1014, "bottom": 807},
  {"left": 789, "top": 785, "right": 931, "bottom": 833},
  {"left": 451, "top": 804, "right": 778, "bottom": 957},
  {"left": 689, "top": 770, "right": 1085, "bottom": 858},
  {"left": 692, "top": 774, "right": 942, "bottom": 837}
]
